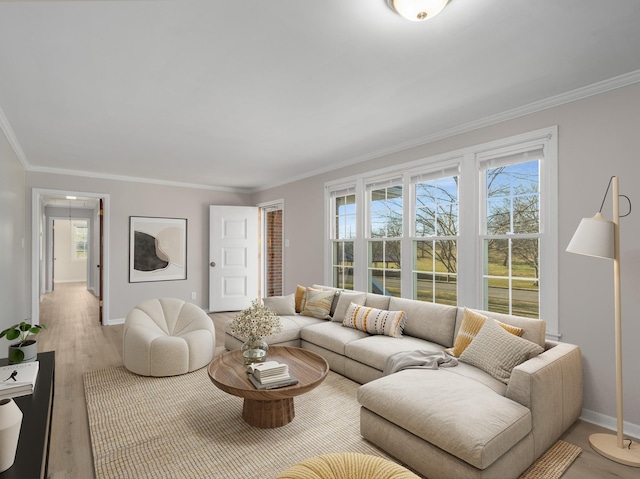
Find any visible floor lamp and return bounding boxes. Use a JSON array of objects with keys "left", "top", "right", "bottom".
[{"left": 566, "top": 175, "right": 640, "bottom": 467}]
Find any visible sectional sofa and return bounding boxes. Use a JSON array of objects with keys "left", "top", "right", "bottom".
[{"left": 223, "top": 285, "right": 583, "bottom": 479}]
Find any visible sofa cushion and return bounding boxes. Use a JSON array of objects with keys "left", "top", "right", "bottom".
[
  {"left": 445, "top": 308, "right": 523, "bottom": 357},
  {"left": 332, "top": 291, "right": 367, "bottom": 322},
  {"left": 459, "top": 318, "right": 544, "bottom": 384},
  {"left": 388, "top": 297, "right": 457, "bottom": 347},
  {"left": 343, "top": 303, "right": 406, "bottom": 338},
  {"left": 263, "top": 294, "right": 296, "bottom": 316},
  {"left": 345, "top": 335, "right": 445, "bottom": 371},
  {"left": 300, "top": 321, "right": 369, "bottom": 355},
  {"left": 364, "top": 293, "right": 391, "bottom": 310},
  {"left": 301, "top": 289, "right": 335, "bottom": 319},
  {"left": 357, "top": 369, "right": 532, "bottom": 469}
]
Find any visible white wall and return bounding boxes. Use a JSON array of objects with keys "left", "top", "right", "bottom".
[
  {"left": 251, "top": 82, "right": 640, "bottom": 435},
  {"left": 0, "top": 127, "right": 26, "bottom": 358},
  {"left": 25, "top": 173, "right": 252, "bottom": 321}
]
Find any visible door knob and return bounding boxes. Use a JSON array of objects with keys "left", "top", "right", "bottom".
[{"left": 210, "top": 261, "right": 216, "bottom": 267}]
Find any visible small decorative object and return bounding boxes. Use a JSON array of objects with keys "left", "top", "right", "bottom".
[
  {"left": 0, "top": 322, "right": 47, "bottom": 364},
  {"left": 229, "top": 299, "right": 282, "bottom": 365},
  {"left": 0, "top": 398, "right": 23, "bottom": 473}
]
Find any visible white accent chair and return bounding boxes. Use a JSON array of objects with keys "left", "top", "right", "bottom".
[{"left": 123, "top": 298, "right": 216, "bottom": 377}]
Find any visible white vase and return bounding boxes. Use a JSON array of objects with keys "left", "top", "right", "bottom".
[{"left": 0, "top": 398, "right": 23, "bottom": 473}]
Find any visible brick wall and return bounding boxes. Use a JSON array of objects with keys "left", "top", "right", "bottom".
[{"left": 266, "top": 209, "right": 283, "bottom": 296}]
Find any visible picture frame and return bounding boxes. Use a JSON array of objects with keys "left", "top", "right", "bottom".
[{"left": 129, "top": 216, "right": 187, "bottom": 283}]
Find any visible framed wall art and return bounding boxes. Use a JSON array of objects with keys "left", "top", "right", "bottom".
[{"left": 129, "top": 216, "right": 187, "bottom": 283}]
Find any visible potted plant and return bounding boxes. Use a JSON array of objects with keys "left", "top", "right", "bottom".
[
  {"left": 0, "top": 321, "right": 46, "bottom": 364},
  {"left": 229, "top": 300, "right": 282, "bottom": 365}
]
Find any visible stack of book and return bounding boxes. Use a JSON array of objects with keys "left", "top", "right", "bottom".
[
  {"left": 0, "top": 361, "right": 39, "bottom": 400},
  {"left": 247, "top": 361, "right": 298, "bottom": 389}
]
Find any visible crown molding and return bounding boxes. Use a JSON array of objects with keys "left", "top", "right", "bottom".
[
  {"left": 3, "top": 69, "right": 640, "bottom": 194},
  {"left": 27, "top": 165, "right": 253, "bottom": 195},
  {"left": 0, "top": 103, "right": 30, "bottom": 169},
  {"left": 253, "top": 69, "right": 640, "bottom": 193}
]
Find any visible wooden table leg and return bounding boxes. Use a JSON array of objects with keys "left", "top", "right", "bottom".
[{"left": 242, "top": 398, "right": 295, "bottom": 428}]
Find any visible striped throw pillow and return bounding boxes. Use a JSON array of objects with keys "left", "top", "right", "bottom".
[
  {"left": 300, "top": 289, "right": 335, "bottom": 319},
  {"left": 445, "top": 308, "right": 523, "bottom": 357},
  {"left": 343, "top": 303, "right": 406, "bottom": 338}
]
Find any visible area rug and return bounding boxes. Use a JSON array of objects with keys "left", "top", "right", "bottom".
[
  {"left": 84, "top": 367, "right": 397, "bottom": 479},
  {"left": 84, "top": 366, "right": 581, "bottom": 479},
  {"left": 520, "top": 440, "right": 582, "bottom": 479}
]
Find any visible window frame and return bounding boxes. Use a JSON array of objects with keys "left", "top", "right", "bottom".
[
  {"left": 71, "top": 220, "right": 89, "bottom": 262},
  {"left": 324, "top": 126, "right": 559, "bottom": 339}
]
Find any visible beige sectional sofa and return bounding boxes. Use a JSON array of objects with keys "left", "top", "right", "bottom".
[{"left": 224, "top": 285, "right": 583, "bottom": 479}]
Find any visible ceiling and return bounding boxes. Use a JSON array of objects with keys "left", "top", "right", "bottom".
[{"left": 1, "top": 0, "right": 640, "bottom": 193}]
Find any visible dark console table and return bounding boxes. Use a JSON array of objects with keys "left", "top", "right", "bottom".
[{"left": 0, "top": 351, "right": 55, "bottom": 479}]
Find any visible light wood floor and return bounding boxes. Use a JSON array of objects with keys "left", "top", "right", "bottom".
[{"left": 37, "top": 282, "right": 637, "bottom": 479}]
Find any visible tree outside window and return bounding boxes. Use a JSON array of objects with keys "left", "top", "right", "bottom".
[
  {"left": 414, "top": 176, "right": 458, "bottom": 305},
  {"left": 483, "top": 160, "right": 540, "bottom": 317}
]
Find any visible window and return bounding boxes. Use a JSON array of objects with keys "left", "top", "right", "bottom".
[
  {"left": 324, "top": 127, "right": 558, "bottom": 337},
  {"left": 412, "top": 170, "right": 459, "bottom": 305},
  {"left": 329, "top": 186, "right": 356, "bottom": 290},
  {"left": 481, "top": 152, "right": 542, "bottom": 317},
  {"left": 73, "top": 222, "right": 88, "bottom": 260},
  {"left": 367, "top": 180, "right": 402, "bottom": 297}
]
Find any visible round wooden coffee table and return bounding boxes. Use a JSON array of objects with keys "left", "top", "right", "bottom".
[{"left": 208, "top": 346, "right": 329, "bottom": 428}]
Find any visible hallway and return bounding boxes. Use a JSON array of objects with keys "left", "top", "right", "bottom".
[{"left": 37, "top": 282, "right": 123, "bottom": 479}]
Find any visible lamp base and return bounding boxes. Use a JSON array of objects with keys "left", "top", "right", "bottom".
[{"left": 589, "top": 433, "right": 640, "bottom": 467}]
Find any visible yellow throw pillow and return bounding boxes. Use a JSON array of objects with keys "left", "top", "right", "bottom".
[
  {"left": 445, "top": 308, "right": 523, "bottom": 357},
  {"left": 295, "top": 285, "right": 306, "bottom": 313}
]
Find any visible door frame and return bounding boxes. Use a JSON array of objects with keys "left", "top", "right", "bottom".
[{"left": 31, "top": 189, "right": 110, "bottom": 325}]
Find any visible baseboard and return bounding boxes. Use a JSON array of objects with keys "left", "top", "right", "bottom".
[
  {"left": 581, "top": 408, "right": 640, "bottom": 440},
  {"left": 53, "top": 279, "right": 86, "bottom": 284},
  {"left": 104, "top": 317, "right": 125, "bottom": 326}
]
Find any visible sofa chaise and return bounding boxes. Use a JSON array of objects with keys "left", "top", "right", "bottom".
[{"left": 224, "top": 285, "right": 583, "bottom": 479}]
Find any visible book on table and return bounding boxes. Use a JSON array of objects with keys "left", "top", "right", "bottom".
[
  {"left": 247, "top": 361, "right": 298, "bottom": 389},
  {"left": 0, "top": 360, "right": 39, "bottom": 400}
]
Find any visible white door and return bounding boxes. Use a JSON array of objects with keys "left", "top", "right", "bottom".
[{"left": 209, "top": 205, "right": 259, "bottom": 312}]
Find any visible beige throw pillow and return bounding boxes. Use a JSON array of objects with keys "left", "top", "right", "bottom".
[
  {"left": 332, "top": 291, "right": 367, "bottom": 322},
  {"left": 263, "top": 294, "right": 296, "bottom": 316},
  {"left": 445, "top": 308, "right": 524, "bottom": 357},
  {"left": 459, "top": 318, "right": 544, "bottom": 384}
]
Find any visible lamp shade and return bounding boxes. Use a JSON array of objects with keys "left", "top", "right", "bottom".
[
  {"left": 387, "top": 0, "right": 449, "bottom": 21},
  {"left": 566, "top": 212, "right": 615, "bottom": 259}
]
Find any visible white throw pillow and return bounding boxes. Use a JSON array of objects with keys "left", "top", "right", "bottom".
[
  {"left": 263, "top": 294, "right": 296, "bottom": 316},
  {"left": 332, "top": 291, "right": 367, "bottom": 322}
]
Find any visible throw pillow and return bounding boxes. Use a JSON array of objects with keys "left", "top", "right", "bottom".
[
  {"left": 459, "top": 318, "right": 544, "bottom": 384},
  {"left": 295, "top": 285, "right": 323, "bottom": 313},
  {"left": 343, "top": 303, "right": 406, "bottom": 338},
  {"left": 300, "top": 289, "right": 336, "bottom": 319},
  {"left": 445, "top": 308, "right": 524, "bottom": 357},
  {"left": 332, "top": 291, "right": 367, "bottom": 322},
  {"left": 263, "top": 294, "right": 296, "bottom": 316}
]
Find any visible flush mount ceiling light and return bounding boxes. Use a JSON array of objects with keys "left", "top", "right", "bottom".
[{"left": 387, "top": 0, "right": 449, "bottom": 22}]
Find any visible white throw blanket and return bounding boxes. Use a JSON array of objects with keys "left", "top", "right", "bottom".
[{"left": 383, "top": 350, "right": 458, "bottom": 376}]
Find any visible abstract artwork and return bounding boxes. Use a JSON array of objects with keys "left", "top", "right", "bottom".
[{"left": 129, "top": 216, "right": 187, "bottom": 282}]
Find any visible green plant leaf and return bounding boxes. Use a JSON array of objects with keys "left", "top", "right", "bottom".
[
  {"left": 9, "top": 348, "right": 25, "bottom": 363},
  {"left": 6, "top": 329, "right": 20, "bottom": 341}
]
